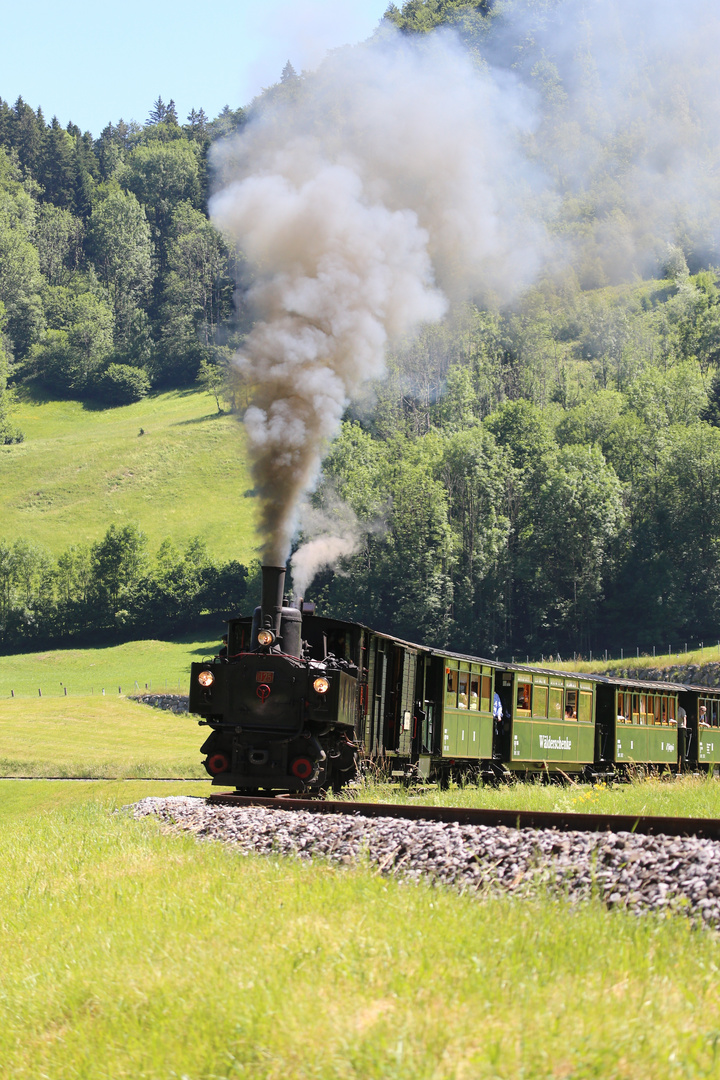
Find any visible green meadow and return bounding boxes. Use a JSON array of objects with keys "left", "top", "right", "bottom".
[
  {"left": 345, "top": 772, "right": 720, "bottom": 818},
  {"left": 0, "top": 696, "right": 204, "bottom": 777},
  {"left": 1, "top": 780, "right": 720, "bottom": 1080},
  {"left": 0, "top": 388, "right": 257, "bottom": 561},
  {"left": 0, "top": 634, "right": 219, "bottom": 698},
  {"left": 3, "top": 645, "right": 720, "bottom": 1076}
]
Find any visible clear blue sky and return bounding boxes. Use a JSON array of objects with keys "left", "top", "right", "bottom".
[{"left": 1, "top": 0, "right": 390, "bottom": 136}]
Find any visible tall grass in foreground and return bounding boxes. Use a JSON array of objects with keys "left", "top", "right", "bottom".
[
  {"left": 1, "top": 782, "right": 720, "bottom": 1079},
  {"left": 342, "top": 771, "right": 720, "bottom": 818}
]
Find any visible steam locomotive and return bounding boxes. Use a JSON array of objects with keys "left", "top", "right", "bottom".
[{"left": 189, "top": 565, "right": 720, "bottom": 792}]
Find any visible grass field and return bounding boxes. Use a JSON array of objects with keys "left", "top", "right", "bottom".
[
  {"left": 2, "top": 780, "right": 720, "bottom": 1079},
  {"left": 546, "top": 645, "right": 720, "bottom": 674},
  {"left": 0, "top": 696, "right": 205, "bottom": 777},
  {"left": 0, "top": 387, "right": 257, "bottom": 561},
  {"left": 344, "top": 773, "right": 720, "bottom": 818},
  {"left": 0, "top": 634, "right": 219, "bottom": 698}
]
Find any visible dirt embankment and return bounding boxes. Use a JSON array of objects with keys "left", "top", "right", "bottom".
[{"left": 593, "top": 663, "right": 720, "bottom": 687}]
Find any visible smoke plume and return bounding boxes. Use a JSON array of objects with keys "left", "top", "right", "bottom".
[
  {"left": 211, "top": 1, "right": 720, "bottom": 570},
  {"left": 210, "top": 30, "right": 543, "bottom": 565}
]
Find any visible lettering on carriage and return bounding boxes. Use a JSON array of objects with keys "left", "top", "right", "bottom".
[{"left": 538, "top": 735, "right": 571, "bottom": 750}]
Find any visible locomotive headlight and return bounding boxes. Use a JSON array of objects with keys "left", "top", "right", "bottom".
[
  {"left": 313, "top": 677, "right": 330, "bottom": 695},
  {"left": 257, "top": 629, "right": 275, "bottom": 647},
  {"left": 197, "top": 670, "right": 215, "bottom": 688}
]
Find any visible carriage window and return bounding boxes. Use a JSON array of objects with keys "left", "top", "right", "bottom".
[
  {"left": 632, "top": 694, "right": 640, "bottom": 724},
  {"left": 564, "top": 689, "right": 578, "bottom": 720},
  {"left": 549, "top": 687, "right": 563, "bottom": 719},
  {"left": 616, "top": 693, "right": 626, "bottom": 723},
  {"left": 653, "top": 697, "right": 662, "bottom": 726},
  {"left": 533, "top": 685, "right": 548, "bottom": 718},
  {"left": 516, "top": 682, "right": 532, "bottom": 715},
  {"left": 458, "top": 671, "right": 469, "bottom": 709},
  {"left": 445, "top": 669, "right": 458, "bottom": 708},
  {"left": 668, "top": 698, "right": 676, "bottom": 723},
  {"left": 469, "top": 676, "right": 479, "bottom": 710},
  {"left": 481, "top": 675, "right": 492, "bottom": 713},
  {"left": 712, "top": 701, "right": 720, "bottom": 727},
  {"left": 578, "top": 691, "right": 592, "bottom": 723},
  {"left": 639, "top": 695, "right": 647, "bottom": 725}
]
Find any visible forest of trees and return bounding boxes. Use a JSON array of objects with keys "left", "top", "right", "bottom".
[
  {"left": 0, "top": 526, "right": 248, "bottom": 649},
  {"left": 0, "top": 90, "right": 248, "bottom": 439},
  {"left": 4, "top": 0, "right": 720, "bottom": 658}
]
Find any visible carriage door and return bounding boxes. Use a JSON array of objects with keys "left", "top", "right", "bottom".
[{"left": 366, "top": 637, "right": 388, "bottom": 757}]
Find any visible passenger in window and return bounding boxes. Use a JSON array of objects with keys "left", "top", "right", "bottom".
[
  {"left": 458, "top": 690, "right": 468, "bottom": 708},
  {"left": 699, "top": 705, "right": 710, "bottom": 728}
]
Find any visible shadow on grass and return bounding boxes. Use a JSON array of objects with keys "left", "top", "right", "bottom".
[{"left": 173, "top": 411, "right": 225, "bottom": 426}]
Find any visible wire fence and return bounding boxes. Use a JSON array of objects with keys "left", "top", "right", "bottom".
[
  {"left": 6, "top": 642, "right": 720, "bottom": 698},
  {"left": 510, "top": 641, "right": 720, "bottom": 666},
  {"left": 5, "top": 678, "right": 189, "bottom": 700}
]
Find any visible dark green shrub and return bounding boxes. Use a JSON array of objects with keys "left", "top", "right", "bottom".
[{"left": 95, "top": 363, "right": 151, "bottom": 404}]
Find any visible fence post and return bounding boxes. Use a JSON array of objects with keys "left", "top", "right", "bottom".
[
  {"left": 38, "top": 688, "right": 41, "bottom": 697},
  {"left": 11, "top": 689, "right": 14, "bottom": 698},
  {"left": 64, "top": 687, "right": 67, "bottom": 696}
]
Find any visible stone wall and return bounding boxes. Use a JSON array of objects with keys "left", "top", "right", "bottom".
[{"left": 132, "top": 693, "right": 190, "bottom": 714}]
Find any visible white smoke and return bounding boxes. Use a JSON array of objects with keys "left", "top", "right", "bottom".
[
  {"left": 210, "top": 30, "right": 545, "bottom": 565},
  {"left": 211, "top": 1, "right": 720, "bottom": 570},
  {"left": 291, "top": 534, "right": 360, "bottom": 598},
  {"left": 289, "top": 493, "right": 383, "bottom": 596}
]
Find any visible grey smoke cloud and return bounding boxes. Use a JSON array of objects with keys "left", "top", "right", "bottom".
[
  {"left": 210, "top": 29, "right": 544, "bottom": 564},
  {"left": 211, "top": 1, "right": 720, "bottom": 570}
]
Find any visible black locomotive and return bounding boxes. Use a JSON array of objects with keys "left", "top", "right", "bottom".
[
  {"left": 189, "top": 565, "right": 720, "bottom": 791},
  {"left": 189, "top": 566, "right": 361, "bottom": 793}
]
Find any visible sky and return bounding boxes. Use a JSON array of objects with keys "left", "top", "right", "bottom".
[{"left": 1, "top": 0, "right": 390, "bottom": 136}]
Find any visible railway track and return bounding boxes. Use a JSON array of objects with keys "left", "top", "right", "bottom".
[{"left": 208, "top": 791, "right": 720, "bottom": 840}]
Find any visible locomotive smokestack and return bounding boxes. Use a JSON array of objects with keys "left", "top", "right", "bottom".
[{"left": 261, "top": 565, "right": 286, "bottom": 637}]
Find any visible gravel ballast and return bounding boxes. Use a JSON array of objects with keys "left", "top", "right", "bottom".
[{"left": 130, "top": 796, "right": 720, "bottom": 925}]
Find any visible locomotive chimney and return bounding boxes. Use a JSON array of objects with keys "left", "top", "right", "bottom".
[{"left": 261, "top": 565, "right": 286, "bottom": 637}]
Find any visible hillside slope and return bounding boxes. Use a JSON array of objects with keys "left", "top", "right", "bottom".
[{"left": 0, "top": 389, "right": 257, "bottom": 562}]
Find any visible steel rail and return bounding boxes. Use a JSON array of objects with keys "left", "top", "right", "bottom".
[{"left": 207, "top": 792, "right": 720, "bottom": 840}]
